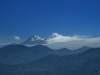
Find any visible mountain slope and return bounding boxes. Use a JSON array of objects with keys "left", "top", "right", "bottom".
[
  {"left": 0, "top": 44, "right": 91, "bottom": 64},
  {"left": 0, "top": 47, "right": 100, "bottom": 75},
  {"left": 0, "top": 63, "right": 14, "bottom": 75},
  {"left": 0, "top": 45, "right": 53, "bottom": 64},
  {"left": 13, "top": 48, "right": 100, "bottom": 75},
  {"left": 72, "top": 46, "right": 91, "bottom": 54}
]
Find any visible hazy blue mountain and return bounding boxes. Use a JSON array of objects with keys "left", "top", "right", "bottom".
[
  {"left": 73, "top": 46, "right": 91, "bottom": 54},
  {"left": 53, "top": 46, "right": 91, "bottom": 55},
  {"left": 0, "top": 45, "right": 53, "bottom": 64},
  {"left": 0, "top": 47, "right": 100, "bottom": 75},
  {"left": 0, "top": 44, "right": 91, "bottom": 64},
  {"left": 53, "top": 48, "right": 73, "bottom": 55},
  {"left": 13, "top": 48, "right": 100, "bottom": 75}
]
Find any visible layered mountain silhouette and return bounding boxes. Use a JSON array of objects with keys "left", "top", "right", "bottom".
[
  {"left": 0, "top": 47, "right": 100, "bottom": 75},
  {"left": 0, "top": 44, "right": 90, "bottom": 64}
]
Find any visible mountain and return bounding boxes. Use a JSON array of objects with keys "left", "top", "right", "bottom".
[
  {"left": 53, "top": 48, "right": 73, "bottom": 55},
  {"left": 12, "top": 48, "right": 100, "bottom": 75},
  {"left": 22, "top": 35, "right": 46, "bottom": 45},
  {"left": 0, "top": 44, "right": 91, "bottom": 64},
  {"left": 73, "top": 46, "right": 91, "bottom": 54},
  {"left": 0, "top": 47, "right": 99, "bottom": 75},
  {"left": 53, "top": 46, "right": 91, "bottom": 55},
  {"left": 0, "top": 45, "right": 53, "bottom": 64}
]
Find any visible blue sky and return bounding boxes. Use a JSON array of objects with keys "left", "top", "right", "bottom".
[{"left": 0, "top": 0, "right": 100, "bottom": 46}]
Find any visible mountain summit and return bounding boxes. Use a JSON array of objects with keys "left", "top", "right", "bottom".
[{"left": 22, "top": 35, "right": 46, "bottom": 45}]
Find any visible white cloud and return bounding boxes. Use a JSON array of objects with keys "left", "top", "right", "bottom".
[
  {"left": 46, "top": 33, "right": 91, "bottom": 44},
  {"left": 45, "top": 33, "right": 100, "bottom": 49},
  {"left": 13, "top": 36, "right": 20, "bottom": 40}
]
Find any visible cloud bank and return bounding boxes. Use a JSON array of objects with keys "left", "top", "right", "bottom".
[{"left": 45, "top": 33, "right": 100, "bottom": 49}]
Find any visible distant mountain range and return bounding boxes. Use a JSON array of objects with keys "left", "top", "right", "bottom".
[
  {"left": 0, "top": 47, "right": 100, "bottom": 75},
  {"left": 0, "top": 34, "right": 100, "bottom": 75},
  {"left": 0, "top": 35, "right": 93, "bottom": 50},
  {"left": 0, "top": 44, "right": 90, "bottom": 64}
]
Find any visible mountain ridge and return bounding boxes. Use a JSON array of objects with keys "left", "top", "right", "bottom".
[
  {"left": 0, "top": 44, "right": 91, "bottom": 64},
  {"left": 0, "top": 47, "right": 100, "bottom": 75}
]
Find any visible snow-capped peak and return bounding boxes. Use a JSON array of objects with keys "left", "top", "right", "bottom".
[{"left": 31, "top": 35, "right": 45, "bottom": 41}]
